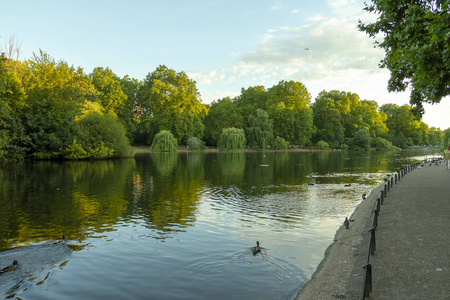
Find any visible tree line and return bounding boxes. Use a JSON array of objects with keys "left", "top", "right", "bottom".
[{"left": 0, "top": 51, "right": 447, "bottom": 160}]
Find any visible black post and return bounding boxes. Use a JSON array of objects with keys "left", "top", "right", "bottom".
[
  {"left": 362, "top": 263, "right": 373, "bottom": 299},
  {"left": 369, "top": 228, "right": 376, "bottom": 255},
  {"left": 384, "top": 184, "right": 387, "bottom": 196},
  {"left": 373, "top": 211, "right": 377, "bottom": 229},
  {"left": 391, "top": 176, "right": 394, "bottom": 187}
]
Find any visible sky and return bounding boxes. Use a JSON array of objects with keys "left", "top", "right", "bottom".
[{"left": 1, "top": 0, "right": 449, "bottom": 130}]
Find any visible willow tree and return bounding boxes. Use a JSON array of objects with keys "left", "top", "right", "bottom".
[
  {"left": 217, "top": 128, "right": 246, "bottom": 151},
  {"left": 151, "top": 130, "right": 178, "bottom": 152},
  {"left": 246, "top": 109, "right": 273, "bottom": 149},
  {"left": 202, "top": 97, "right": 244, "bottom": 147}
]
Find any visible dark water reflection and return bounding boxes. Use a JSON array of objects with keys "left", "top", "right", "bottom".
[{"left": 0, "top": 149, "right": 440, "bottom": 299}]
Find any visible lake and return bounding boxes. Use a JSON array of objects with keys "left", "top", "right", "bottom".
[{"left": 0, "top": 149, "right": 440, "bottom": 299}]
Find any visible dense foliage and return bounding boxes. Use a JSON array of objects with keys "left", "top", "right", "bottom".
[
  {"left": 218, "top": 128, "right": 246, "bottom": 151},
  {"left": 247, "top": 109, "right": 273, "bottom": 149},
  {"left": 187, "top": 137, "right": 205, "bottom": 151},
  {"left": 316, "top": 140, "right": 330, "bottom": 150},
  {"left": 151, "top": 130, "right": 178, "bottom": 152},
  {"left": 358, "top": 0, "right": 450, "bottom": 115},
  {"left": 0, "top": 46, "right": 446, "bottom": 161},
  {"left": 272, "top": 136, "right": 289, "bottom": 150},
  {"left": 62, "top": 112, "right": 134, "bottom": 159}
]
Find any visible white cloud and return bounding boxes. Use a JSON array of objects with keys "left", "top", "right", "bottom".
[
  {"left": 188, "top": 69, "right": 229, "bottom": 86},
  {"left": 271, "top": 5, "right": 282, "bottom": 11},
  {"left": 307, "top": 14, "right": 326, "bottom": 22}
]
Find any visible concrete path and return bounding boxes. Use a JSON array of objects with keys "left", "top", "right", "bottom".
[
  {"left": 297, "top": 160, "right": 450, "bottom": 299},
  {"left": 369, "top": 162, "right": 450, "bottom": 299}
]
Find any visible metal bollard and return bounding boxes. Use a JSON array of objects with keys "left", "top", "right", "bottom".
[
  {"left": 391, "top": 176, "right": 394, "bottom": 187},
  {"left": 362, "top": 263, "right": 373, "bottom": 299},
  {"left": 373, "top": 208, "right": 379, "bottom": 229},
  {"left": 387, "top": 180, "right": 390, "bottom": 192},
  {"left": 380, "top": 190, "right": 384, "bottom": 205},
  {"left": 384, "top": 184, "right": 387, "bottom": 196},
  {"left": 369, "top": 228, "right": 376, "bottom": 255}
]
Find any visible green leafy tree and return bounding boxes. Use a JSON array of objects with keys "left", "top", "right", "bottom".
[
  {"left": 350, "top": 100, "right": 388, "bottom": 138},
  {"left": 139, "top": 65, "right": 207, "bottom": 144},
  {"left": 151, "top": 130, "right": 178, "bottom": 152},
  {"left": 0, "top": 57, "right": 28, "bottom": 160},
  {"left": 187, "top": 137, "right": 205, "bottom": 151},
  {"left": 234, "top": 86, "right": 268, "bottom": 125},
  {"left": 427, "top": 127, "right": 442, "bottom": 145},
  {"left": 312, "top": 90, "right": 388, "bottom": 147},
  {"left": 246, "top": 109, "right": 273, "bottom": 149},
  {"left": 91, "top": 67, "right": 127, "bottom": 117},
  {"left": 443, "top": 128, "right": 450, "bottom": 148},
  {"left": 350, "top": 129, "right": 372, "bottom": 151},
  {"left": 358, "top": 1, "right": 450, "bottom": 115},
  {"left": 371, "top": 137, "right": 400, "bottom": 150},
  {"left": 21, "top": 51, "right": 96, "bottom": 158},
  {"left": 316, "top": 140, "right": 330, "bottom": 150},
  {"left": 203, "top": 97, "right": 244, "bottom": 147},
  {"left": 267, "top": 80, "right": 315, "bottom": 145},
  {"left": 379, "top": 103, "right": 428, "bottom": 148},
  {"left": 118, "top": 75, "right": 143, "bottom": 142},
  {"left": 217, "top": 127, "right": 246, "bottom": 151},
  {"left": 312, "top": 93, "right": 345, "bottom": 148},
  {"left": 63, "top": 112, "right": 134, "bottom": 159},
  {"left": 272, "top": 136, "right": 289, "bottom": 149}
]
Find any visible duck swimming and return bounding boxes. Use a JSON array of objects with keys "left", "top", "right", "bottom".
[
  {"left": 0, "top": 260, "right": 18, "bottom": 274},
  {"left": 53, "top": 234, "right": 66, "bottom": 245},
  {"left": 251, "top": 241, "right": 261, "bottom": 255}
]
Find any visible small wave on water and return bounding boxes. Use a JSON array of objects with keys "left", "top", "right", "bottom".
[{"left": 0, "top": 242, "right": 72, "bottom": 299}]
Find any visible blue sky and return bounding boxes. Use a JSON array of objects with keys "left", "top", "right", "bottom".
[{"left": 1, "top": 0, "right": 449, "bottom": 130}]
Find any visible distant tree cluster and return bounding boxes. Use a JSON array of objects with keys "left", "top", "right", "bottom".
[{"left": 0, "top": 49, "right": 445, "bottom": 161}]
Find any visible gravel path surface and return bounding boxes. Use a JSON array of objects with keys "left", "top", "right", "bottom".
[{"left": 296, "top": 160, "right": 450, "bottom": 300}]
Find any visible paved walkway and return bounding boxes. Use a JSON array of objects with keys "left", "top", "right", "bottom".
[
  {"left": 297, "top": 160, "right": 450, "bottom": 299},
  {"left": 369, "top": 162, "right": 450, "bottom": 299}
]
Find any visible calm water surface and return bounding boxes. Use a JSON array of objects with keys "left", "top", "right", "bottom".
[{"left": 0, "top": 150, "right": 439, "bottom": 299}]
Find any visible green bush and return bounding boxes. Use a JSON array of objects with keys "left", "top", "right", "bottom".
[
  {"left": 61, "top": 140, "right": 89, "bottom": 159},
  {"left": 151, "top": 130, "right": 178, "bottom": 152},
  {"left": 316, "top": 140, "right": 330, "bottom": 150},
  {"left": 272, "top": 136, "right": 289, "bottom": 149},
  {"left": 62, "top": 112, "right": 134, "bottom": 159},
  {"left": 350, "top": 129, "right": 372, "bottom": 151},
  {"left": 187, "top": 137, "right": 205, "bottom": 151},
  {"left": 371, "top": 137, "right": 400, "bottom": 150},
  {"left": 89, "top": 142, "right": 115, "bottom": 158},
  {"left": 218, "top": 128, "right": 246, "bottom": 151}
]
